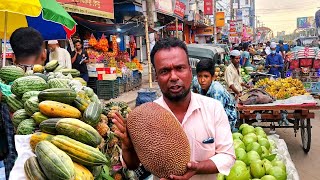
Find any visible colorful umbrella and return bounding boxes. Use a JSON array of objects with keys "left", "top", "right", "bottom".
[{"left": 0, "top": 0, "right": 77, "bottom": 66}]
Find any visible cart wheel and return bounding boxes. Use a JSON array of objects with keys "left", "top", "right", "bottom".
[{"left": 300, "top": 118, "right": 311, "bottom": 153}]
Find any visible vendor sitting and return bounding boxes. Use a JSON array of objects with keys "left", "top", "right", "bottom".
[
  {"left": 192, "top": 59, "right": 238, "bottom": 132},
  {"left": 225, "top": 50, "right": 251, "bottom": 99},
  {"left": 265, "top": 42, "right": 284, "bottom": 78}
]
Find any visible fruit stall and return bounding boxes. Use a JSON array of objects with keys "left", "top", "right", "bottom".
[
  {"left": 219, "top": 124, "right": 299, "bottom": 180},
  {"left": 237, "top": 77, "right": 320, "bottom": 153},
  {"left": 85, "top": 34, "right": 143, "bottom": 99},
  {"left": 0, "top": 62, "right": 137, "bottom": 179},
  {"left": 286, "top": 47, "right": 320, "bottom": 95}
]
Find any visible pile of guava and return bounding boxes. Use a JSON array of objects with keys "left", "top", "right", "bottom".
[{"left": 217, "top": 124, "right": 287, "bottom": 180}]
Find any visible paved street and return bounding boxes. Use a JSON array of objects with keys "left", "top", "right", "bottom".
[{"left": 274, "top": 109, "right": 320, "bottom": 180}]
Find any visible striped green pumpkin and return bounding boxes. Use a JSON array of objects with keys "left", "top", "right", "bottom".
[
  {"left": 38, "top": 88, "right": 76, "bottom": 104},
  {"left": 45, "top": 60, "right": 59, "bottom": 72},
  {"left": 24, "top": 97, "right": 40, "bottom": 116},
  {"left": 6, "top": 94, "right": 24, "bottom": 112},
  {"left": 47, "top": 79, "right": 70, "bottom": 89},
  {"left": 12, "top": 109, "right": 29, "bottom": 128},
  {"left": 16, "top": 119, "right": 36, "bottom": 135},
  {"left": 24, "top": 156, "right": 47, "bottom": 180},
  {"left": 58, "top": 69, "right": 80, "bottom": 77},
  {"left": 22, "top": 91, "right": 41, "bottom": 103},
  {"left": 0, "top": 66, "right": 25, "bottom": 83},
  {"left": 11, "top": 76, "right": 48, "bottom": 97},
  {"left": 83, "top": 102, "right": 102, "bottom": 127},
  {"left": 35, "top": 140, "right": 75, "bottom": 180}
]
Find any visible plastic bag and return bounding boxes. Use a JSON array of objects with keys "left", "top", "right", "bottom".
[
  {"left": 267, "top": 134, "right": 300, "bottom": 180},
  {"left": 0, "top": 83, "right": 12, "bottom": 97},
  {"left": 135, "top": 89, "right": 157, "bottom": 107}
]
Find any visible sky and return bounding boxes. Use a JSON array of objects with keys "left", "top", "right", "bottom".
[{"left": 256, "top": 0, "right": 320, "bottom": 34}]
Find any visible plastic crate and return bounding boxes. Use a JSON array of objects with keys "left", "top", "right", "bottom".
[
  {"left": 132, "top": 74, "right": 142, "bottom": 88},
  {"left": 117, "top": 77, "right": 125, "bottom": 94},
  {"left": 87, "top": 77, "right": 97, "bottom": 93},
  {"left": 96, "top": 80, "right": 119, "bottom": 100}
]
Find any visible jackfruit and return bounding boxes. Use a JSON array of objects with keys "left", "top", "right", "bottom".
[{"left": 127, "top": 102, "right": 190, "bottom": 178}]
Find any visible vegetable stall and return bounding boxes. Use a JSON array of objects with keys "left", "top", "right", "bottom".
[{"left": 0, "top": 61, "right": 136, "bottom": 179}]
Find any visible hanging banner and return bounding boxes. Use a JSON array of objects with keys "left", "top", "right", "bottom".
[
  {"left": 215, "top": 12, "right": 225, "bottom": 27},
  {"left": 204, "top": 0, "right": 213, "bottom": 15},
  {"left": 166, "top": 23, "right": 184, "bottom": 31},
  {"left": 155, "top": 0, "right": 174, "bottom": 15},
  {"left": 174, "top": 0, "right": 186, "bottom": 19},
  {"left": 229, "top": 20, "right": 237, "bottom": 37},
  {"left": 57, "top": 0, "right": 114, "bottom": 19},
  {"left": 196, "top": 26, "right": 214, "bottom": 36}
]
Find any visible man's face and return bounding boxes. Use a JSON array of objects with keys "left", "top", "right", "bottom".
[
  {"left": 197, "top": 71, "right": 213, "bottom": 91},
  {"left": 48, "top": 44, "right": 56, "bottom": 52},
  {"left": 154, "top": 47, "right": 192, "bottom": 102},
  {"left": 231, "top": 56, "right": 241, "bottom": 67},
  {"left": 75, "top": 42, "right": 82, "bottom": 50}
]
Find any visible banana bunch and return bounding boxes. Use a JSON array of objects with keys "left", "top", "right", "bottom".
[{"left": 255, "top": 77, "right": 307, "bottom": 99}]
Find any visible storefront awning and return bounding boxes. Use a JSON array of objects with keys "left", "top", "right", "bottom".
[{"left": 73, "top": 15, "right": 156, "bottom": 36}]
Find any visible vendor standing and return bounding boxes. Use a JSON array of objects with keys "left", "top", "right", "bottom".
[
  {"left": 71, "top": 40, "right": 89, "bottom": 82},
  {"left": 265, "top": 42, "right": 284, "bottom": 78},
  {"left": 225, "top": 50, "right": 251, "bottom": 98}
]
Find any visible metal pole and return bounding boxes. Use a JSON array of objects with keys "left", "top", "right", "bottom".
[
  {"left": 144, "top": 16, "right": 153, "bottom": 88},
  {"left": 230, "top": 0, "right": 234, "bottom": 20},
  {"left": 3, "top": 11, "right": 8, "bottom": 67},
  {"left": 176, "top": 17, "right": 179, "bottom": 38},
  {"left": 213, "top": 0, "right": 217, "bottom": 44}
]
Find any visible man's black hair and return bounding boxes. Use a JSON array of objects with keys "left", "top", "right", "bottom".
[
  {"left": 10, "top": 27, "right": 43, "bottom": 62},
  {"left": 243, "top": 43, "right": 249, "bottom": 50},
  {"left": 74, "top": 40, "right": 82, "bottom": 44},
  {"left": 150, "top": 37, "right": 188, "bottom": 67},
  {"left": 196, "top": 59, "right": 215, "bottom": 76}
]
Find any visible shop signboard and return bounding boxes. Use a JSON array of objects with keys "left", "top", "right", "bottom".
[
  {"left": 203, "top": 0, "right": 213, "bottom": 15},
  {"left": 57, "top": 0, "right": 114, "bottom": 19},
  {"left": 174, "top": 0, "right": 187, "bottom": 19},
  {"left": 196, "top": 26, "right": 214, "bottom": 36},
  {"left": 155, "top": 0, "right": 174, "bottom": 15},
  {"left": 166, "top": 23, "right": 184, "bottom": 31},
  {"left": 229, "top": 20, "right": 237, "bottom": 37},
  {"left": 215, "top": 12, "right": 225, "bottom": 27},
  {"left": 297, "top": 16, "right": 315, "bottom": 29}
]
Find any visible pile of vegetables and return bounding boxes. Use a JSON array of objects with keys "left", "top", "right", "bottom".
[{"left": 0, "top": 61, "right": 136, "bottom": 180}]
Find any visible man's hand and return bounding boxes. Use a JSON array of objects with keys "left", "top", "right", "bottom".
[
  {"left": 112, "top": 112, "right": 133, "bottom": 150},
  {"left": 160, "top": 162, "right": 198, "bottom": 180},
  {"left": 235, "top": 93, "right": 242, "bottom": 99}
]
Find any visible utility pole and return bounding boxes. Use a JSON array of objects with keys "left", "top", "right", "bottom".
[
  {"left": 230, "top": 0, "right": 234, "bottom": 20},
  {"left": 176, "top": 17, "right": 179, "bottom": 38},
  {"left": 213, "top": 0, "right": 217, "bottom": 44},
  {"left": 142, "top": 0, "right": 153, "bottom": 88}
]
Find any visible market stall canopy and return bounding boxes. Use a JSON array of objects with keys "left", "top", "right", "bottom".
[
  {"left": 0, "top": 0, "right": 77, "bottom": 40},
  {"left": 73, "top": 15, "right": 156, "bottom": 36},
  {"left": 187, "top": 44, "right": 218, "bottom": 60}
]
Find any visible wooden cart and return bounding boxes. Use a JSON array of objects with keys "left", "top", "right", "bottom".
[{"left": 237, "top": 103, "right": 320, "bottom": 153}]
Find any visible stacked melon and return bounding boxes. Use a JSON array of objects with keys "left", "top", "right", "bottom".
[{"left": 0, "top": 63, "right": 133, "bottom": 179}]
